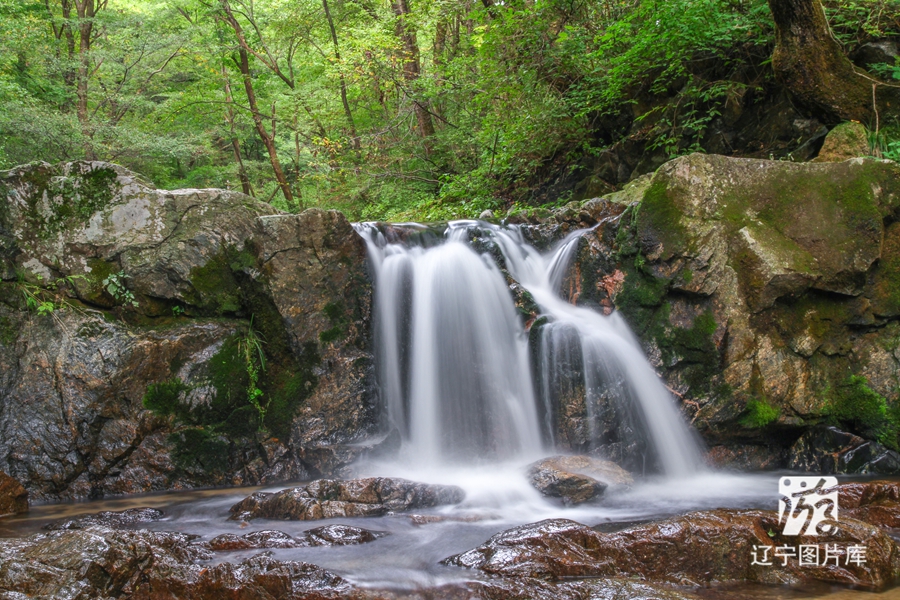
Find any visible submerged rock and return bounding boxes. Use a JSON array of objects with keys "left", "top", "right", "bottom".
[
  {"left": 526, "top": 455, "right": 632, "bottom": 505},
  {"left": 208, "top": 525, "right": 386, "bottom": 551},
  {"left": 0, "top": 471, "right": 27, "bottom": 516},
  {"left": 444, "top": 511, "right": 900, "bottom": 589},
  {"left": 45, "top": 507, "right": 163, "bottom": 530},
  {"left": 229, "top": 477, "right": 465, "bottom": 521}
]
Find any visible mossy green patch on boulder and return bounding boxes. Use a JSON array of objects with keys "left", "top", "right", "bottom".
[{"left": 813, "top": 122, "right": 870, "bottom": 163}]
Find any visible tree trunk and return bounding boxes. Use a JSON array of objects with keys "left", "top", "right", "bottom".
[
  {"left": 322, "top": 0, "right": 360, "bottom": 150},
  {"left": 223, "top": 72, "right": 253, "bottom": 197},
  {"left": 236, "top": 46, "right": 294, "bottom": 205},
  {"left": 74, "top": 0, "right": 95, "bottom": 159},
  {"left": 768, "top": 0, "right": 898, "bottom": 124},
  {"left": 391, "top": 0, "right": 435, "bottom": 145}
]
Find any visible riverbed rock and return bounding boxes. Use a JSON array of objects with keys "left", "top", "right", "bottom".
[
  {"left": 208, "top": 525, "right": 386, "bottom": 551},
  {"left": 836, "top": 480, "right": 900, "bottom": 529},
  {"left": 45, "top": 507, "right": 163, "bottom": 530},
  {"left": 526, "top": 455, "right": 632, "bottom": 504},
  {"left": 229, "top": 477, "right": 465, "bottom": 521},
  {"left": 0, "top": 161, "right": 377, "bottom": 500},
  {"left": 0, "top": 522, "right": 380, "bottom": 599},
  {"left": 443, "top": 511, "right": 900, "bottom": 589},
  {"left": 0, "top": 471, "right": 27, "bottom": 516}
]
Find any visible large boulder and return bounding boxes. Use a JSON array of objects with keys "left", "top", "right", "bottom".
[
  {"left": 229, "top": 477, "right": 465, "bottom": 521},
  {"left": 444, "top": 511, "right": 900, "bottom": 589},
  {"left": 0, "top": 161, "right": 377, "bottom": 500},
  {"left": 540, "top": 153, "right": 900, "bottom": 470}
]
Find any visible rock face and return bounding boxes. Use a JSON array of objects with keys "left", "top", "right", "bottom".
[
  {"left": 230, "top": 477, "right": 465, "bottom": 521},
  {"left": 0, "top": 161, "right": 377, "bottom": 501},
  {"left": 0, "top": 471, "right": 27, "bottom": 516},
  {"left": 536, "top": 153, "right": 900, "bottom": 470},
  {"left": 444, "top": 511, "right": 900, "bottom": 589},
  {"left": 788, "top": 426, "right": 900, "bottom": 475},
  {"left": 526, "top": 455, "right": 632, "bottom": 505}
]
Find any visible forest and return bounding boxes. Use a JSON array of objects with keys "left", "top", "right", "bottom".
[{"left": 2, "top": 0, "right": 900, "bottom": 221}]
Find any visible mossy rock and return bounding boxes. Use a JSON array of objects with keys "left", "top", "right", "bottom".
[{"left": 813, "top": 122, "right": 870, "bottom": 163}]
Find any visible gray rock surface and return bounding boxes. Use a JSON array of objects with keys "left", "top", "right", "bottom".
[{"left": 0, "top": 161, "right": 377, "bottom": 500}]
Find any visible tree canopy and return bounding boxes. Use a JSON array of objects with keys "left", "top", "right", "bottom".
[{"left": 2, "top": 0, "right": 899, "bottom": 221}]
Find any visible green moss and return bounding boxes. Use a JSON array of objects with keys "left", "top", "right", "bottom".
[
  {"left": 319, "top": 326, "right": 344, "bottom": 343},
  {"left": 740, "top": 397, "right": 781, "bottom": 428},
  {"left": 19, "top": 164, "right": 118, "bottom": 238},
  {"left": 0, "top": 315, "right": 15, "bottom": 345},
  {"left": 167, "top": 427, "right": 230, "bottom": 473},
  {"left": 142, "top": 378, "right": 190, "bottom": 419},
  {"left": 635, "top": 179, "right": 689, "bottom": 257},
  {"left": 188, "top": 254, "right": 242, "bottom": 314},
  {"left": 825, "top": 375, "right": 900, "bottom": 450},
  {"left": 318, "top": 300, "right": 349, "bottom": 345}
]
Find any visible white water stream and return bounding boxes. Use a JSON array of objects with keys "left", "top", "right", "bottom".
[{"left": 354, "top": 220, "right": 703, "bottom": 477}]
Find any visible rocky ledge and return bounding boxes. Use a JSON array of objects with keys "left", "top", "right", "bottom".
[{"left": 229, "top": 477, "right": 465, "bottom": 521}]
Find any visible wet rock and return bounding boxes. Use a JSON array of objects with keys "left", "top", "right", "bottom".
[
  {"left": 0, "top": 161, "right": 377, "bottom": 500},
  {"left": 0, "top": 523, "right": 372, "bottom": 599},
  {"left": 706, "top": 445, "right": 788, "bottom": 471},
  {"left": 230, "top": 477, "right": 465, "bottom": 521},
  {"left": 836, "top": 480, "right": 900, "bottom": 529},
  {"left": 0, "top": 472, "right": 27, "bottom": 516},
  {"left": 433, "top": 578, "right": 700, "bottom": 600},
  {"left": 788, "top": 427, "right": 900, "bottom": 475},
  {"left": 45, "top": 507, "right": 164, "bottom": 530},
  {"left": 0, "top": 525, "right": 211, "bottom": 598},
  {"left": 443, "top": 511, "right": 900, "bottom": 589},
  {"left": 526, "top": 455, "right": 632, "bottom": 505},
  {"left": 208, "top": 529, "right": 306, "bottom": 550},
  {"left": 305, "top": 524, "right": 386, "bottom": 546}
]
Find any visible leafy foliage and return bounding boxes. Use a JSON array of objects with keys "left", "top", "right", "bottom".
[
  {"left": 2, "top": 0, "right": 900, "bottom": 219},
  {"left": 824, "top": 375, "right": 900, "bottom": 451}
]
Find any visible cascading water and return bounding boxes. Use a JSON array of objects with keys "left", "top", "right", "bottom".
[
  {"left": 355, "top": 220, "right": 704, "bottom": 477},
  {"left": 356, "top": 224, "right": 543, "bottom": 466}
]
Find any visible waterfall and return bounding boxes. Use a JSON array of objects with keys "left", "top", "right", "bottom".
[{"left": 355, "top": 221, "right": 703, "bottom": 476}]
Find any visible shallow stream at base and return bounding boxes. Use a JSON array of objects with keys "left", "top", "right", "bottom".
[{"left": 2, "top": 468, "right": 899, "bottom": 599}]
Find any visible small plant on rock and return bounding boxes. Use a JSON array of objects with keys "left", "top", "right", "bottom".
[
  {"left": 740, "top": 397, "right": 780, "bottom": 428},
  {"left": 102, "top": 271, "right": 138, "bottom": 308},
  {"left": 239, "top": 318, "right": 268, "bottom": 431}
]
